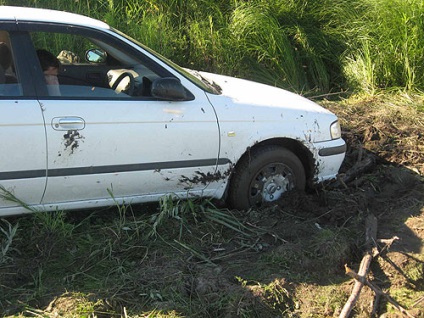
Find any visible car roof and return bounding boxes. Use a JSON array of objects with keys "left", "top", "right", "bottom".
[{"left": 0, "top": 6, "right": 110, "bottom": 30}]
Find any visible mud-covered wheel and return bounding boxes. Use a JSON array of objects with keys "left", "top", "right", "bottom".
[{"left": 228, "top": 145, "right": 306, "bottom": 210}]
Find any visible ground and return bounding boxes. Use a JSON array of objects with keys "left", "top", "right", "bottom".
[{"left": 0, "top": 93, "right": 423, "bottom": 317}]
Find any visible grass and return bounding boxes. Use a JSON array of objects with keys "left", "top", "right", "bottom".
[
  {"left": 2, "top": 0, "right": 424, "bottom": 94},
  {"left": 0, "top": 219, "right": 19, "bottom": 265},
  {"left": 0, "top": 186, "right": 361, "bottom": 317},
  {"left": 341, "top": 0, "right": 424, "bottom": 92}
]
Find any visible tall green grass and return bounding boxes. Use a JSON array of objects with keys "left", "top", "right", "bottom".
[
  {"left": 2, "top": 0, "right": 424, "bottom": 94},
  {"left": 341, "top": 0, "right": 424, "bottom": 93}
]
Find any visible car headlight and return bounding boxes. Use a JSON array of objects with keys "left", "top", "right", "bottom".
[{"left": 330, "top": 120, "right": 342, "bottom": 139}]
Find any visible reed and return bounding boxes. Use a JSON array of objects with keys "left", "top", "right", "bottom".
[{"left": 2, "top": 0, "right": 423, "bottom": 93}]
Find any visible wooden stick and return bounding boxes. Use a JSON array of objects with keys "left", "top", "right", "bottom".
[
  {"left": 371, "top": 293, "right": 381, "bottom": 317},
  {"left": 339, "top": 215, "right": 378, "bottom": 318},
  {"left": 377, "top": 236, "right": 399, "bottom": 253},
  {"left": 344, "top": 266, "right": 415, "bottom": 318},
  {"left": 412, "top": 296, "right": 424, "bottom": 307}
]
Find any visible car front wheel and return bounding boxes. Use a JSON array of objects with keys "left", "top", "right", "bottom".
[{"left": 228, "top": 145, "right": 306, "bottom": 210}]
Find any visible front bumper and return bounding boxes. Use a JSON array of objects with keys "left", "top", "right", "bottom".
[{"left": 312, "top": 138, "right": 346, "bottom": 182}]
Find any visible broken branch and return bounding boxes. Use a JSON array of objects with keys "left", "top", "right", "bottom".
[
  {"left": 377, "top": 236, "right": 400, "bottom": 252},
  {"left": 339, "top": 215, "right": 378, "bottom": 318},
  {"left": 344, "top": 266, "right": 416, "bottom": 318},
  {"left": 340, "top": 215, "right": 414, "bottom": 318}
]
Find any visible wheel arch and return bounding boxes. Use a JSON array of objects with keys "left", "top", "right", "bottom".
[{"left": 226, "top": 138, "right": 316, "bottom": 198}]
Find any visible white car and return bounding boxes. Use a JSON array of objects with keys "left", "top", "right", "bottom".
[{"left": 0, "top": 6, "right": 346, "bottom": 216}]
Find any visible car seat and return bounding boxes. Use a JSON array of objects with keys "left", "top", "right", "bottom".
[{"left": 0, "top": 42, "right": 12, "bottom": 70}]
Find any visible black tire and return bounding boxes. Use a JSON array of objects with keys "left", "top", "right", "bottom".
[{"left": 228, "top": 145, "right": 306, "bottom": 210}]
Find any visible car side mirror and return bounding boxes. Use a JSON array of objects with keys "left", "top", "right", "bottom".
[
  {"left": 151, "top": 77, "right": 187, "bottom": 101},
  {"left": 85, "top": 48, "right": 107, "bottom": 64}
]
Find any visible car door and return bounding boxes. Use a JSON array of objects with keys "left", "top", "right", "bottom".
[
  {"left": 23, "top": 24, "right": 220, "bottom": 208},
  {"left": 0, "top": 28, "right": 47, "bottom": 215}
]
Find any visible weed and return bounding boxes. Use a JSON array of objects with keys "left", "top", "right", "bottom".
[
  {"left": 308, "top": 227, "right": 352, "bottom": 266},
  {"left": 33, "top": 210, "right": 74, "bottom": 239},
  {"left": 0, "top": 185, "right": 37, "bottom": 212},
  {"left": 29, "top": 267, "right": 45, "bottom": 300},
  {"left": 0, "top": 218, "right": 19, "bottom": 264},
  {"left": 148, "top": 194, "right": 192, "bottom": 239},
  {"left": 107, "top": 188, "right": 144, "bottom": 242}
]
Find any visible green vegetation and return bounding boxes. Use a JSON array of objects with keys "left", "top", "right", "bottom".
[
  {"left": 2, "top": 0, "right": 424, "bottom": 94},
  {"left": 0, "top": 193, "right": 358, "bottom": 317},
  {"left": 0, "top": 219, "right": 18, "bottom": 265}
]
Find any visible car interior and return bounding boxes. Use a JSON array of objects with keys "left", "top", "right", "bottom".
[
  {"left": 0, "top": 31, "right": 20, "bottom": 96},
  {"left": 29, "top": 31, "right": 163, "bottom": 99}
]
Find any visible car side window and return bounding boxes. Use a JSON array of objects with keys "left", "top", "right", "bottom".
[
  {"left": 30, "top": 31, "right": 161, "bottom": 99},
  {"left": 0, "top": 31, "right": 23, "bottom": 97}
]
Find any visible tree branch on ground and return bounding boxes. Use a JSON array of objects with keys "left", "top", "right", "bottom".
[{"left": 339, "top": 215, "right": 416, "bottom": 318}]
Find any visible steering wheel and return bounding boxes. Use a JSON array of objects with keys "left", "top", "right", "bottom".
[{"left": 111, "top": 71, "right": 135, "bottom": 96}]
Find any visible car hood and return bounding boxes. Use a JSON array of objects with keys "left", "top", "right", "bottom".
[
  {"left": 200, "top": 71, "right": 339, "bottom": 143},
  {"left": 200, "top": 71, "right": 332, "bottom": 115}
]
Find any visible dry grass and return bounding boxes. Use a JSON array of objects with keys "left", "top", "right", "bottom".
[{"left": 323, "top": 93, "right": 424, "bottom": 175}]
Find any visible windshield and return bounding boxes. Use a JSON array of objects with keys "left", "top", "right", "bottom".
[{"left": 111, "top": 28, "right": 221, "bottom": 95}]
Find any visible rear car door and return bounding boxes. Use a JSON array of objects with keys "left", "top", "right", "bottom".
[
  {"left": 21, "top": 23, "right": 220, "bottom": 209},
  {"left": 0, "top": 27, "right": 47, "bottom": 215}
]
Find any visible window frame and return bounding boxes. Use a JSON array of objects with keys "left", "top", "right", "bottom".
[
  {"left": 16, "top": 22, "right": 191, "bottom": 101},
  {"left": 0, "top": 23, "right": 38, "bottom": 98}
]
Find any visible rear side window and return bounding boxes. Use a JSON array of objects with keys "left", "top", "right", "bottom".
[{"left": 0, "top": 31, "right": 22, "bottom": 97}]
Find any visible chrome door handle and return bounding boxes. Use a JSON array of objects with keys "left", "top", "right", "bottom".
[{"left": 51, "top": 117, "right": 85, "bottom": 130}]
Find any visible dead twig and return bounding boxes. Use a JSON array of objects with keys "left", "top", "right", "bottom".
[
  {"left": 412, "top": 296, "right": 424, "bottom": 308},
  {"left": 339, "top": 214, "right": 378, "bottom": 318},
  {"left": 377, "top": 236, "right": 399, "bottom": 252},
  {"left": 340, "top": 216, "right": 415, "bottom": 318},
  {"left": 344, "top": 266, "right": 416, "bottom": 318},
  {"left": 371, "top": 293, "right": 381, "bottom": 317}
]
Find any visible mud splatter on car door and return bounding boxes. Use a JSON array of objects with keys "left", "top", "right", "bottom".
[{"left": 63, "top": 130, "right": 84, "bottom": 154}]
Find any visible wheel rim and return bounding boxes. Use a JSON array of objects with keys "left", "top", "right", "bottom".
[{"left": 248, "top": 163, "right": 295, "bottom": 206}]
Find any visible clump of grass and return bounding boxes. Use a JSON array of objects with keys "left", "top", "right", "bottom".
[
  {"left": 229, "top": 3, "right": 303, "bottom": 91},
  {"left": 149, "top": 195, "right": 252, "bottom": 240},
  {"left": 149, "top": 194, "right": 196, "bottom": 239},
  {"left": 234, "top": 276, "right": 298, "bottom": 317},
  {"left": 0, "top": 218, "right": 19, "bottom": 264},
  {"left": 342, "top": 0, "right": 424, "bottom": 92},
  {"left": 33, "top": 210, "right": 75, "bottom": 239}
]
